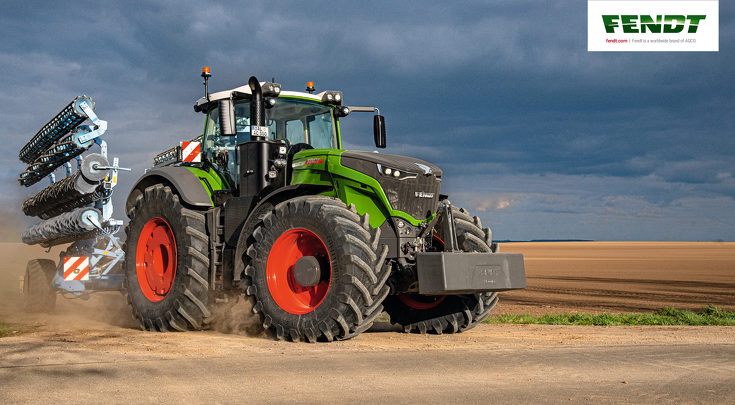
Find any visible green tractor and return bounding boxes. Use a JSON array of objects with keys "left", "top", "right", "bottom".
[{"left": 124, "top": 68, "right": 526, "bottom": 341}]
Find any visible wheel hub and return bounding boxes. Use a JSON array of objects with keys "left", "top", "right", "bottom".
[
  {"left": 293, "top": 256, "right": 322, "bottom": 287},
  {"left": 135, "top": 217, "right": 177, "bottom": 302},
  {"left": 266, "top": 228, "right": 332, "bottom": 315}
]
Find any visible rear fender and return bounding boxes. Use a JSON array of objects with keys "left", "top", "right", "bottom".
[{"left": 127, "top": 166, "right": 215, "bottom": 209}]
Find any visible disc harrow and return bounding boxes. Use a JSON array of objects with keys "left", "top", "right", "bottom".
[
  {"left": 19, "top": 133, "right": 91, "bottom": 186},
  {"left": 19, "top": 95, "right": 129, "bottom": 302},
  {"left": 19, "top": 96, "right": 94, "bottom": 164},
  {"left": 22, "top": 167, "right": 110, "bottom": 219},
  {"left": 21, "top": 207, "right": 102, "bottom": 247}
]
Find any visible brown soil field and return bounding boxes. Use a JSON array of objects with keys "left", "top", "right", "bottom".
[{"left": 496, "top": 241, "right": 735, "bottom": 316}]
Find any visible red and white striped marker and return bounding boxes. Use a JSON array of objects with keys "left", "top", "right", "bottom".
[
  {"left": 181, "top": 141, "right": 201, "bottom": 163},
  {"left": 63, "top": 257, "right": 89, "bottom": 281}
]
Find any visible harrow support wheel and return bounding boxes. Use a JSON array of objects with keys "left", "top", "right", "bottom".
[
  {"left": 123, "top": 184, "right": 212, "bottom": 332},
  {"left": 23, "top": 259, "right": 57, "bottom": 313},
  {"left": 242, "top": 196, "right": 390, "bottom": 342},
  {"left": 383, "top": 206, "right": 499, "bottom": 334}
]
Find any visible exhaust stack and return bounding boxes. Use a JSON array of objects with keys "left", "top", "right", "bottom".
[
  {"left": 249, "top": 76, "right": 267, "bottom": 141},
  {"left": 238, "top": 76, "right": 272, "bottom": 197}
]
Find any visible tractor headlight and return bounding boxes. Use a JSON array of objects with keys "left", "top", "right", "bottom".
[
  {"left": 262, "top": 82, "right": 282, "bottom": 97},
  {"left": 320, "top": 91, "right": 343, "bottom": 106},
  {"left": 335, "top": 106, "right": 350, "bottom": 117},
  {"left": 377, "top": 164, "right": 416, "bottom": 180}
]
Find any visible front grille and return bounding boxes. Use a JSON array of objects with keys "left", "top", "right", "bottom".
[
  {"left": 378, "top": 175, "right": 441, "bottom": 220},
  {"left": 340, "top": 152, "right": 442, "bottom": 220}
]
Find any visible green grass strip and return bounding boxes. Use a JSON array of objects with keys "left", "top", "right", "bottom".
[
  {"left": 484, "top": 306, "right": 735, "bottom": 326},
  {"left": 0, "top": 321, "right": 29, "bottom": 338}
]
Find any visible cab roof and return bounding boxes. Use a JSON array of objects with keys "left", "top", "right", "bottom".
[{"left": 194, "top": 82, "right": 339, "bottom": 113}]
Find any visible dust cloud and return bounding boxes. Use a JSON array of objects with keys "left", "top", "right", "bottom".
[
  {"left": 0, "top": 241, "right": 139, "bottom": 330},
  {"left": 210, "top": 295, "right": 267, "bottom": 338},
  {"left": 1, "top": 240, "right": 269, "bottom": 338}
]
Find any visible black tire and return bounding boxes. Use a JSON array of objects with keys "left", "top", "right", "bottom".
[
  {"left": 439, "top": 206, "right": 495, "bottom": 253},
  {"left": 242, "top": 196, "right": 390, "bottom": 342},
  {"left": 383, "top": 206, "right": 499, "bottom": 334},
  {"left": 124, "top": 184, "right": 213, "bottom": 332},
  {"left": 23, "top": 259, "right": 57, "bottom": 313}
]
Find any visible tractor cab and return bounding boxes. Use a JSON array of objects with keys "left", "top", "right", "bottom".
[{"left": 195, "top": 88, "right": 340, "bottom": 187}]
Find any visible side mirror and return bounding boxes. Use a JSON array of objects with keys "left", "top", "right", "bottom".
[
  {"left": 218, "top": 99, "right": 236, "bottom": 136},
  {"left": 373, "top": 115, "right": 386, "bottom": 149}
]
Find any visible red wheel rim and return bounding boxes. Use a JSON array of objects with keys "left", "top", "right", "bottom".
[
  {"left": 267, "top": 228, "right": 331, "bottom": 315},
  {"left": 399, "top": 234, "right": 447, "bottom": 310},
  {"left": 431, "top": 235, "right": 445, "bottom": 251},
  {"left": 136, "top": 217, "right": 177, "bottom": 302},
  {"left": 399, "top": 293, "right": 447, "bottom": 310}
]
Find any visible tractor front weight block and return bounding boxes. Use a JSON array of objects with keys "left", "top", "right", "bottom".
[{"left": 416, "top": 252, "right": 526, "bottom": 295}]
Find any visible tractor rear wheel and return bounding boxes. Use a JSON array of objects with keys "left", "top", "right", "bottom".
[
  {"left": 124, "top": 184, "right": 212, "bottom": 332},
  {"left": 383, "top": 206, "right": 499, "bottom": 334},
  {"left": 23, "top": 259, "right": 57, "bottom": 313},
  {"left": 242, "top": 196, "right": 390, "bottom": 342}
]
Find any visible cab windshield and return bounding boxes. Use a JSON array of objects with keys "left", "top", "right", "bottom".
[{"left": 203, "top": 98, "right": 337, "bottom": 185}]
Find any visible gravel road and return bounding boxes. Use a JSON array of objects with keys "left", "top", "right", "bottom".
[{"left": 1, "top": 317, "right": 733, "bottom": 404}]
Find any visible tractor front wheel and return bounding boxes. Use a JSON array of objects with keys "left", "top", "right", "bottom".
[
  {"left": 243, "top": 196, "right": 390, "bottom": 342},
  {"left": 383, "top": 206, "right": 499, "bottom": 334}
]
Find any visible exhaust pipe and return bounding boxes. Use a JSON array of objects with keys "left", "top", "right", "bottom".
[
  {"left": 238, "top": 76, "right": 270, "bottom": 196},
  {"left": 249, "top": 76, "right": 266, "bottom": 141}
]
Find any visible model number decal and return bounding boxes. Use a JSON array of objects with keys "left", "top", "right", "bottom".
[{"left": 292, "top": 158, "right": 325, "bottom": 168}]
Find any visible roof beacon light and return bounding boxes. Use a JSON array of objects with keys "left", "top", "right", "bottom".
[
  {"left": 306, "top": 81, "right": 315, "bottom": 94},
  {"left": 202, "top": 67, "right": 211, "bottom": 101}
]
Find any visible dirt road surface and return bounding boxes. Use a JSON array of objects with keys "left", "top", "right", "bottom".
[
  {"left": 1, "top": 242, "right": 734, "bottom": 403},
  {"left": 1, "top": 320, "right": 734, "bottom": 404}
]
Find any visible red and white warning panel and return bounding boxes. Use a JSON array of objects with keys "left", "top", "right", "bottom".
[
  {"left": 181, "top": 141, "right": 201, "bottom": 163},
  {"left": 63, "top": 257, "right": 90, "bottom": 281}
]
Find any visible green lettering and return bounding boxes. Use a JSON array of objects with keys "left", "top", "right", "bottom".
[
  {"left": 621, "top": 15, "right": 639, "bottom": 33},
  {"left": 640, "top": 15, "right": 662, "bottom": 33},
  {"left": 687, "top": 15, "right": 706, "bottom": 33},
  {"left": 664, "top": 15, "right": 686, "bottom": 33},
  {"left": 602, "top": 15, "right": 619, "bottom": 33}
]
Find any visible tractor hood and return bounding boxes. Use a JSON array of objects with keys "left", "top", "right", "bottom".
[
  {"left": 340, "top": 151, "right": 443, "bottom": 220},
  {"left": 340, "top": 151, "right": 442, "bottom": 178}
]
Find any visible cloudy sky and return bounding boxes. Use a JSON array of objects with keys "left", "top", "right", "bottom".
[{"left": 1, "top": 1, "right": 733, "bottom": 241}]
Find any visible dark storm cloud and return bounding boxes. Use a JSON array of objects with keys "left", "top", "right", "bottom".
[{"left": 1, "top": 1, "right": 733, "bottom": 241}]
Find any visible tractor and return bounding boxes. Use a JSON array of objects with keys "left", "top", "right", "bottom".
[
  {"left": 18, "top": 68, "right": 525, "bottom": 342},
  {"left": 123, "top": 68, "right": 526, "bottom": 341}
]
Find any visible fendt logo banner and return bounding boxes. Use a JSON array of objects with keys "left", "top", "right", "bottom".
[{"left": 588, "top": 1, "right": 718, "bottom": 51}]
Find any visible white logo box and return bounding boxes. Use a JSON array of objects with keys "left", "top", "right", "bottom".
[{"left": 588, "top": 0, "right": 719, "bottom": 52}]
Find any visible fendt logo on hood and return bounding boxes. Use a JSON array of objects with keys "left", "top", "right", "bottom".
[
  {"left": 292, "top": 158, "right": 325, "bottom": 168},
  {"left": 588, "top": 1, "right": 719, "bottom": 52},
  {"left": 602, "top": 15, "right": 706, "bottom": 34}
]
